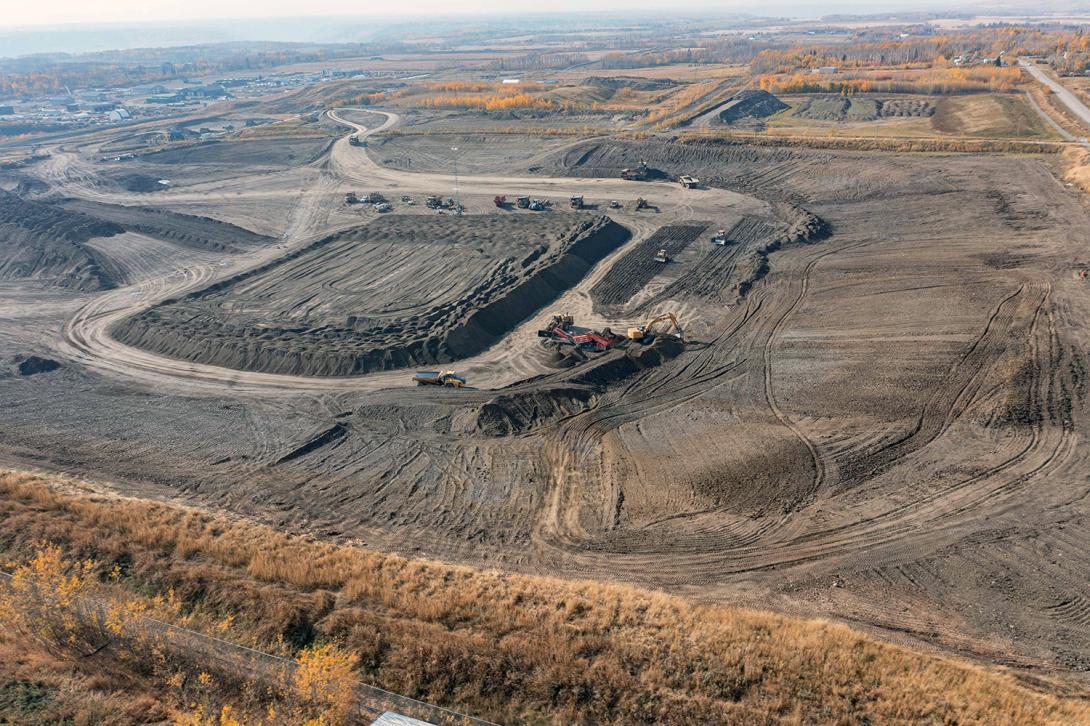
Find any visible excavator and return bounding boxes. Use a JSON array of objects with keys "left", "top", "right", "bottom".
[{"left": 627, "top": 313, "right": 683, "bottom": 343}]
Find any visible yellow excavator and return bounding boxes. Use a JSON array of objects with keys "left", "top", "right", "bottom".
[{"left": 627, "top": 313, "right": 683, "bottom": 342}]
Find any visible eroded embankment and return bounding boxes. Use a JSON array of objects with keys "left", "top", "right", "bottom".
[
  {"left": 112, "top": 216, "right": 630, "bottom": 377},
  {"left": 0, "top": 189, "right": 123, "bottom": 290}
]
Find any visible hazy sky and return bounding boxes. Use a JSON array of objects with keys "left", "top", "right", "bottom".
[{"left": 0, "top": 0, "right": 965, "bottom": 29}]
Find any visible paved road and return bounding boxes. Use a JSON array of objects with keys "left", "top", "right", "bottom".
[{"left": 1019, "top": 59, "right": 1090, "bottom": 144}]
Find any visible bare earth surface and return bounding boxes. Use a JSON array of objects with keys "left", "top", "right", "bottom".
[{"left": 2, "top": 106, "right": 1090, "bottom": 693}]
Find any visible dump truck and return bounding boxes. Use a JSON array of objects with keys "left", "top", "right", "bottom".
[
  {"left": 679, "top": 175, "right": 699, "bottom": 189},
  {"left": 348, "top": 134, "right": 366, "bottom": 147},
  {"left": 712, "top": 229, "right": 728, "bottom": 246},
  {"left": 374, "top": 202, "right": 391, "bottom": 212},
  {"left": 516, "top": 195, "right": 531, "bottom": 209},
  {"left": 627, "top": 313, "right": 683, "bottom": 342},
  {"left": 653, "top": 248, "right": 670, "bottom": 263},
  {"left": 413, "top": 370, "right": 466, "bottom": 387},
  {"left": 570, "top": 195, "right": 584, "bottom": 209}
]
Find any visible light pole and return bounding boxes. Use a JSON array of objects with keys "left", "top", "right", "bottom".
[{"left": 451, "top": 146, "right": 460, "bottom": 212}]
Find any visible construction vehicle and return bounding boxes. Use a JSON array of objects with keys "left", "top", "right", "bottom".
[
  {"left": 609, "top": 200, "right": 622, "bottom": 209},
  {"left": 401, "top": 195, "right": 415, "bottom": 206},
  {"left": 413, "top": 370, "right": 466, "bottom": 387},
  {"left": 679, "top": 175, "right": 699, "bottom": 189},
  {"left": 425, "top": 195, "right": 442, "bottom": 209},
  {"left": 344, "top": 191, "right": 359, "bottom": 204},
  {"left": 635, "top": 197, "right": 649, "bottom": 210},
  {"left": 653, "top": 248, "right": 670, "bottom": 263},
  {"left": 711, "top": 229, "right": 728, "bottom": 246},
  {"left": 516, "top": 195, "right": 531, "bottom": 209},
  {"left": 621, "top": 161, "right": 649, "bottom": 181},
  {"left": 627, "top": 313, "right": 683, "bottom": 342},
  {"left": 369, "top": 192, "right": 386, "bottom": 204},
  {"left": 374, "top": 202, "right": 391, "bottom": 212},
  {"left": 570, "top": 195, "right": 584, "bottom": 210},
  {"left": 494, "top": 195, "right": 506, "bottom": 208},
  {"left": 537, "top": 314, "right": 612, "bottom": 350},
  {"left": 348, "top": 134, "right": 366, "bottom": 147}
]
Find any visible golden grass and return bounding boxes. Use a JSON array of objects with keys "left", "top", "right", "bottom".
[
  {"left": 0, "top": 469, "right": 1087, "bottom": 725},
  {"left": 931, "top": 94, "right": 1056, "bottom": 139}
]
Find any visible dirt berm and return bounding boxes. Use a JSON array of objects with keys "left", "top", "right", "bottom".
[
  {"left": 0, "top": 189, "right": 123, "bottom": 291},
  {"left": 113, "top": 216, "right": 630, "bottom": 376},
  {"left": 458, "top": 336, "right": 685, "bottom": 436}
]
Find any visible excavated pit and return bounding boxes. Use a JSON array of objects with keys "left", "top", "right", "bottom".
[{"left": 113, "top": 214, "right": 630, "bottom": 377}]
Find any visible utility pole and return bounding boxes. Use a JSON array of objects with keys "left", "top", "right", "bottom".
[{"left": 451, "top": 146, "right": 461, "bottom": 212}]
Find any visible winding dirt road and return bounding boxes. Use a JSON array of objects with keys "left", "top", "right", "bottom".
[{"left": 51, "top": 109, "right": 764, "bottom": 395}]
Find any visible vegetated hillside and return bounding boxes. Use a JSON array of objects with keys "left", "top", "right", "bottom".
[
  {"left": 0, "top": 469, "right": 1085, "bottom": 725},
  {"left": 0, "top": 189, "right": 123, "bottom": 290}
]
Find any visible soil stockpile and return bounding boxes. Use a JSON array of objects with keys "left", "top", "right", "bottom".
[
  {"left": 545, "top": 138, "right": 952, "bottom": 203},
  {"left": 717, "top": 90, "right": 789, "bottom": 124},
  {"left": 113, "top": 215, "right": 630, "bottom": 376},
  {"left": 0, "top": 189, "right": 123, "bottom": 291},
  {"left": 792, "top": 95, "right": 879, "bottom": 121},
  {"left": 59, "top": 199, "right": 273, "bottom": 254},
  {"left": 591, "top": 224, "right": 709, "bottom": 312}
]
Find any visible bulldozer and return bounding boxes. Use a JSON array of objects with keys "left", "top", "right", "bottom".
[
  {"left": 413, "top": 370, "right": 466, "bottom": 387},
  {"left": 627, "top": 313, "right": 683, "bottom": 343},
  {"left": 653, "top": 248, "right": 670, "bottom": 263}
]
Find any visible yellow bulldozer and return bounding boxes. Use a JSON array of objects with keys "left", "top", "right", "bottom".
[{"left": 627, "top": 313, "right": 683, "bottom": 342}]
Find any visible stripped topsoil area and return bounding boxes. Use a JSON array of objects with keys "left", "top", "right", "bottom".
[{"left": 113, "top": 214, "right": 630, "bottom": 376}]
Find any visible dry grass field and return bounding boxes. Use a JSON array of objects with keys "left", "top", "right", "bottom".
[{"left": 0, "top": 469, "right": 1086, "bottom": 725}]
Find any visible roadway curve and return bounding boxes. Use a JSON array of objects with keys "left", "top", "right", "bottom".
[
  {"left": 1019, "top": 58, "right": 1090, "bottom": 144},
  {"left": 54, "top": 109, "right": 766, "bottom": 395}
]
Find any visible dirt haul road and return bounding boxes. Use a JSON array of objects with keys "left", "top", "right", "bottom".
[
  {"left": 6, "top": 104, "right": 1090, "bottom": 690},
  {"left": 49, "top": 109, "right": 763, "bottom": 395}
]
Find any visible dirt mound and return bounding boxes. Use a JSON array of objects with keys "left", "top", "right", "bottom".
[
  {"left": 878, "top": 98, "right": 935, "bottom": 117},
  {"left": 545, "top": 138, "right": 950, "bottom": 204},
  {"left": 0, "top": 190, "right": 123, "bottom": 291},
  {"left": 12, "top": 355, "right": 61, "bottom": 376},
  {"left": 114, "top": 173, "right": 169, "bottom": 193},
  {"left": 718, "top": 90, "right": 789, "bottom": 124},
  {"left": 468, "top": 386, "right": 597, "bottom": 436},
  {"left": 791, "top": 96, "right": 878, "bottom": 121},
  {"left": 463, "top": 337, "right": 684, "bottom": 436},
  {"left": 137, "top": 138, "right": 332, "bottom": 168},
  {"left": 114, "top": 215, "right": 630, "bottom": 376},
  {"left": 591, "top": 224, "right": 709, "bottom": 313},
  {"left": 60, "top": 199, "right": 272, "bottom": 254}
]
